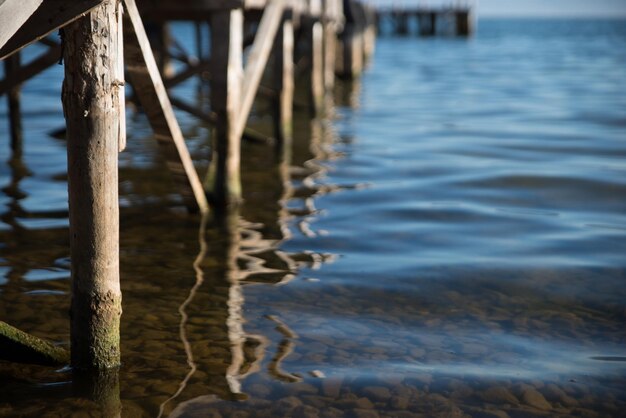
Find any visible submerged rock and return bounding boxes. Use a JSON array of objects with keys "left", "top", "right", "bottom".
[
  {"left": 521, "top": 388, "right": 552, "bottom": 411},
  {"left": 362, "top": 386, "right": 392, "bottom": 402},
  {"left": 480, "top": 386, "right": 519, "bottom": 405}
]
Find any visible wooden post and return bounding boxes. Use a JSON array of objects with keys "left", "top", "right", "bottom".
[
  {"left": 429, "top": 12, "right": 437, "bottom": 36},
  {"left": 272, "top": 15, "right": 294, "bottom": 150},
  {"left": 337, "top": 0, "right": 363, "bottom": 80},
  {"left": 417, "top": 12, "right": 436, "bottom": 37},
  {"left": 455, "top": 10, "right": 472, "bottom": 36},
  {"left": 145, "top": 21, "right": 174, "bottom": 77},
  {"left": 4, "top": 52, "right": 23, "bottom": 157},
  {"left": 396, "top": 12, "right": 408, "bottom": 35},
  {"left": 343, "top": 25, "right": 363, "bottom": 79},
  {"left": 206, "top": 9, "right": 243, "bottom": 207},
  {"left": 61, "top": 0, "right": 123, "bottom": 370},
  {"left": 308, "top": 0, "right": 324, "bottom": 117},
  {"left": 362, "top": 4, "right": 376, "bottom": 62},
  {"left": 322, "top": 0, "right": 338, "bottom": 94}
]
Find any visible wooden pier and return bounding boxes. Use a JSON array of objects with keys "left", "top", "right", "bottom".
[
  {"left": 0, "top": 0, "right": 375, "bottom": 371},
  {"left": 376, "top": 4, "right": 475, "bottom": 37}
]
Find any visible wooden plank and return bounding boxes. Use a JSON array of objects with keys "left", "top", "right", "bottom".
[
  {"left": 0, "top": 43, "right": 61, "bottom": 96},
  {"left": 137, "top": 0, "right": 243, "bottom": 20},
  {"left": 206, "top": 9, "right": 244, "bottom": 207},
  {"left": 169, "top": 95, "right": 273, "bottom": 145},
  {"left": 0, "top": 320, "right": 69, "bottom": 366},
  {"left": 0, "top": 0, "right": 103, "bottom": 60},
  {"left": 235, "top": 0, "right": 285, "bottom": 139},
  {"left": 0, "top": 0, "right": 42, "bottom": 53},
  {"left": 164, "top": 60, "right": 211, "bottom": 89},
  {"left": 123, "top": 0, "right": 209, "bottom": 214}
]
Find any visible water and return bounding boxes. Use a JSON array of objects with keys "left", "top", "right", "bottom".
[{"left": 1, "top": 18, "right": 626, "bottom": 417}]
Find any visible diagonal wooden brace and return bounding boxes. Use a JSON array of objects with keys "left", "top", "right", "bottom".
[{"left": 122, "top": 0, "right": 209, "bottom": 214}]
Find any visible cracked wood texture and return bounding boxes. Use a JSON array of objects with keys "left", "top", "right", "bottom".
[{"left": 61, "top": 0, "right": 123, "bottom": 370}]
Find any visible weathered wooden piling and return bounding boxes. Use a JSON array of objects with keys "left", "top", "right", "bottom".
[
  {"left": 395, "top": 10, "right": 408, "bottom": 35},
  {"left": 272, "top": 13, "right": 294, "bottom": 149},
  {"left": 322, "top": 0, "right": 340, "bottom": 94},
  {"left": 61, "top": 0, "right": 123, "bottom": 370},
  {"left": 362, "top": 4, "right": 376, "bottom": 61},
  {"left": 417, "top": 12, "right": 437, "bottom": 36},
  {"left": 307, "top": 0, "right": 324, "bottom": 116},
  {"left": 336, "top": 0, "right": 363, "bottom": 79},
  {"left": 455, "top": 10, "right": 472, "bottom": 37},
  {"left": 206, "top": 8, "right": 244, "bottom": 207}
]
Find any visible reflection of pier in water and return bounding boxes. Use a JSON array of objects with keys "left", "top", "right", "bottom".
[{"left": 157, "top": 109, "right": 355, "bottom": 414}]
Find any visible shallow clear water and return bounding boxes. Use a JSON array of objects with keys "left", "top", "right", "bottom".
[{"left": 1, "top": 18, "right": 626, "bottom": 417}]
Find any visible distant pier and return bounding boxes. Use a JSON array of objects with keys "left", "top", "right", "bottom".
[{"left": 375, "top": 5, "right": 475, "bottom": 37}]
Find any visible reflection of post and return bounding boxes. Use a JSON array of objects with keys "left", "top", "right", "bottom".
[
  {"left": 266, "top": 315, "right": 302, "bottom": 383},
  {"left": 4, "top": 52, "right": 23, "bottom": 156},
  {"left": 220, "top": 209, "right": 246, "bottom": 394},
  {"left": 335, "top": 77, "right": 361, "bottom": 109},
  {"left": 277, "top": 138, "right": 294, "bottom": 241},
  {"left": 73, "top": 369, "right": 121, "bottom": 418},
  {"left": 157, "top": 214, "right": 209, "bottom": 418},
  {"left": 216, "top": 210, "right": 269, "bottom": 394}
]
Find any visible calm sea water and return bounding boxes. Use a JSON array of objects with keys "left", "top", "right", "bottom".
[{"left": 1, "top": 18, "right": 625, "bottom": 417}]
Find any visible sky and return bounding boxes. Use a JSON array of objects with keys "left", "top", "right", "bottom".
[{"left": 368, "top": 0, "right": 626, "bottom": 17}]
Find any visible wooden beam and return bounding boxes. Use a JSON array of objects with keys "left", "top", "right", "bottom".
[
  {"left": 123, "top": 0, "right": 209, "bottom": 214},
  {"left": 0, "top": 0, "right": 103, "bottom": 60},
  {"left": 235, "top": 0, "right": 286, "bottom": 139},
  {"left": 0, "top": 320, "right": 69, "bottom": 366},
  {"left": 164, "top": 59, "right": 211, "bottom": 89},
  {"left": 137, "top": 0, "right": 243, "bottom": 20},
  {"left": 0, "top": 0, "right": 42, "bottom": 54},
  {"left": 0, "top": 43, "right": 61, "bottom": 96},
  {"left": 169, "top": 95, "right": 275, "bottom": 145}
]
